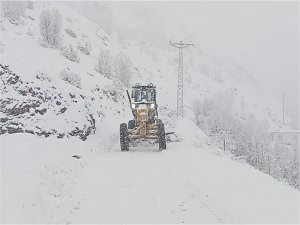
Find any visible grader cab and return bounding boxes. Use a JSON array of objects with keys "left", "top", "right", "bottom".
[{"left": 120, "top": 83, "right": 166, "bottom": 151}]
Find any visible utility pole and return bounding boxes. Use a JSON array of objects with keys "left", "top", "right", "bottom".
[
  {"left": 282, "top": 92, "right": 285, "bottom": 127},
  {"left": 169, "top": 41, "right": 194, "bottom": 118}
]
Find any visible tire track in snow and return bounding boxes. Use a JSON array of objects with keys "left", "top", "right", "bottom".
[
  {"left": 71, "top": 132, "right": 239, "bottom": 223},
  {"left": 162, "top": 144, "right": 241, "bottom": 223}
]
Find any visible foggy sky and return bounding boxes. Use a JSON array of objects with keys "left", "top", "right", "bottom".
[{"left": 66, "top": 1, "right": 299, "bottom": 128}]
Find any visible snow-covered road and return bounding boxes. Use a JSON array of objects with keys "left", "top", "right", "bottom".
[
  {"left": 72, "top": 139, "right": 238, "bottom": 223},
  {"left": 1, "top": 128, "right": 299, "bottom": 223}
]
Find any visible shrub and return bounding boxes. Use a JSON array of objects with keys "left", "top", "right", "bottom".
[
  {"left": 61, "top": 45, "right": 80, "bottom": 63},
  {"left": 95, "top": 48, "right": 112, "bottom": 79},
  {"left": 77, "top": 40, "right": 91, "bottom": 55},
  {"left": 64, "top": 27, "right": 77, "bottom": 38},
  {"left": 1, "top": 1, "right": 26, "bottom": 21},
  {"left": 60, "top": 69, "right": 81, "bottom": 88},
  {"left": 39, "top": 9, "right": 62, "bottom": 48},
  {"left": 36, "top": 70, "right": 51, "bottom": 82}
]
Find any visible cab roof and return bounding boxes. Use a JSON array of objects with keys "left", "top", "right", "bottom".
[{"left": 132, "top": 83, "right": 156, "bottom": 89}]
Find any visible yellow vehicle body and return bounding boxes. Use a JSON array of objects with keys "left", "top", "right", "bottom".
[{"left": 129, "top": 105, "right": 158, "bottom": 140}]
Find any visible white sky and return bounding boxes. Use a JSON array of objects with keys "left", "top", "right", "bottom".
[
  {"left": 108, "top": 1, "right": 299, "bottom": 127},
  {"left": 67, "top": 1, "right": 299, "bottom": 127}
]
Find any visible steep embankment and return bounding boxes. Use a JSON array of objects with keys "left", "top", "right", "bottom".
[{"left": 0, "top": 2, "right": 130, "bottom": 139}]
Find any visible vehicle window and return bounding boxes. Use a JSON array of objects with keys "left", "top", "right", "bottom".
[
  {"left": 134, "top": 89, "right": 154, "bottom": 102},
  {"left": 147, "top": 90, "right": 152, "bottom": 101},
  {"left": 135, "top": 90, "right": 141, "bottom": 102},
  {"left": 141, "top": 90, "right": 147, "bottom": 101}
]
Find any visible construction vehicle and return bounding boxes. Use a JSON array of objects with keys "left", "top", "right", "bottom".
[{"left": 120, "top": 83, "right": 166, "bottom": 151}]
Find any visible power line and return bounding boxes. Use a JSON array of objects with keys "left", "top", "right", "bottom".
[{"left": 169, "top": 41, "right": 194, "bottom": 118}]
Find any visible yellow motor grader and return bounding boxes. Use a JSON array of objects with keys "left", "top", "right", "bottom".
[{"left": 120, "top": 83, "right": 166, "bottom": 151}]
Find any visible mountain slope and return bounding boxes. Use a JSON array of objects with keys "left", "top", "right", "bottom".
[
  {"left": 0, "top": 1, "right": 286, "bottom": 139},
  {"left": 1, "top": 2, "right": 299, "bottom": 224},
  {"left": 1, "top": 2, "right": 130, "bottom": 139}
]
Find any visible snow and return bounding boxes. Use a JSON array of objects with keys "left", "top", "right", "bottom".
[
  {"left": 1, "top": 2, "right": 299, "bottom": 223},
  {"left": 0, "top": 1, "right": 288, "bottom": 133},
  {"left": 1, "top": 119, "right": 299, "bottom": 223},
  {"left": 1, "top": 134, "right": 89, "bottom": 223}
]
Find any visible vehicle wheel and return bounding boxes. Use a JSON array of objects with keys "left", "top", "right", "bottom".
[
  {"left": 120, "top": 123, "right": 129, "bottom": 151},
  {"left": 128, "top": 120, "right": 135, "bottom": 129},
  {"left": 157, "top": 123, "right": 166, "bottom": 150}
]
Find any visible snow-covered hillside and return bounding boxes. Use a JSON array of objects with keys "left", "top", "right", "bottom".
[
  {"left": 1, "top": 1, "right": 299, "bottom": 223},
  {"left": 0, "top": 1, "right": 286, "bottom": 138},
  {"left": 0, "top": 2, "right": 131, "bottom": 139}
]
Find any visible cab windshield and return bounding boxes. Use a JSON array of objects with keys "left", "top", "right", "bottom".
[{"left": 134, "top": 89, "right": 155, "bottom": 102}]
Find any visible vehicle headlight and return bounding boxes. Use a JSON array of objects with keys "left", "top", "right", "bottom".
[
  {"left": 150, "top": 103, "right": 155, "bottom": 108},
  {"left": 131, "top": 103, "right": 136, "bottom": 109}
]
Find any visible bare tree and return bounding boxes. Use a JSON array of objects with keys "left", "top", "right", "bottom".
[
  {"left": 39, "top": 9, "right": 62, "bottom": 48},
  {"left": 113, "top": 52, "right": 132, "bottom": 87},
  {"left": 95, "top": 48, "right": 112, "bottom": 79},
  {"left": 1, "top": 1, "right": 26, "bottom": 21}
]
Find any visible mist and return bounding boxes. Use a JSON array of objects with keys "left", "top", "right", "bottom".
[
  {"left": 65, "top": 1, "right": 299, "bottom": 128},
  {"left": 2, "top": 1, "right": 300, "bottom": 222}
]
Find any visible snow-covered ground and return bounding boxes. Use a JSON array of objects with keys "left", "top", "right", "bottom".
[
  {"left": 1, "top": 118, "right": 299, "bottom": 223},
  {"left": 1, "top": 2, "right": 299, "bottom": 223},
  {"left": 0, "top": 1, "right": 287, "bottom": 137}
]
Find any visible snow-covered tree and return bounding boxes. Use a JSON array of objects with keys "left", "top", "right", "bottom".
[
  {"left": 95, "top": 48, "right": 112, "bottom": 79},
  {"left": 113, "top": 52, "right": 132, "bottom": 87},
  {"left": 61, "top": 45, "right": 80, "bottom": 63},
  {"left": 60, "top": 69, "right": 81, "bottom": 88},
  {"left": 77, "top": 40, "right": 91, "bottom": 55},
  {"left": 65, "top": 27, "right": 77, "bottom": 38},
  {"left": 192, "top": 91, "right": 299, "bottom": 189},
  {"left": 39, "top": 9, "right": 62, "bottom": 48},
  {"left": 1, "top": 1, "right": 26, "bottom": 21}
]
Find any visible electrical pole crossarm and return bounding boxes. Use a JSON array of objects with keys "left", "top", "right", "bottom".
[
  {"left": 182, "top": 44, "right": 194, "bottom": 48},
  {"left": 169, "top": 41, "right": 194, "bottom": 49}
]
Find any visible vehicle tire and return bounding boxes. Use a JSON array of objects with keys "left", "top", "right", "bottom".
[
  {"left": 120, "top": 123, "right": 129, "bottom": 151},
  {"left": 157, "top": 123, "right": 166, "bottom": 150},
  {"left": 128, "top": 120, "right": 135, "bottom": 129}
]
